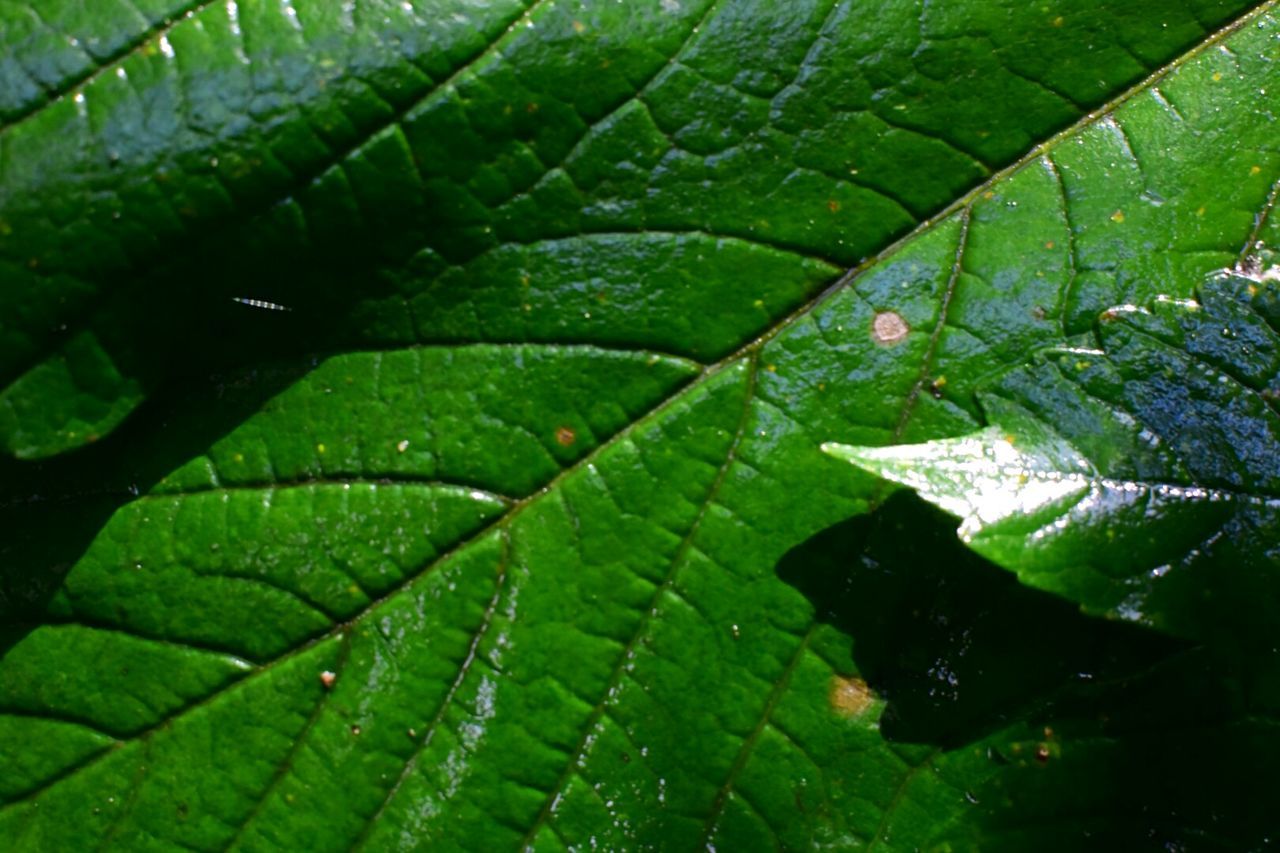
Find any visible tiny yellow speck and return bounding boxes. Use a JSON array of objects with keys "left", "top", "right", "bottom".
[
  {"left": 1196, "top": 206, "right": 1206, "bottom": 216},
  {"left": 1251, "top": 165, "right": 1263, "bottom": 175},
  {"left": 1052, "top": 15, "right": 1064, "bottom": 26},
  {"left": 753, "top": 299, "right": 765, "bottom": 309},
  {"left": 1212, "top": 71, "right": 1223, "bottom": 82},
  {"left": 818, "top": 382, "right": 826, "bottom": 391},
  {"left": 983, "top": 191, "right": 996, "bottom": 200},
  {"left": 397, "top": 440, "right": 410, "bottom": 453},
  {"left": 317, "top": 443, "right": 326, "bottom": 455},
  {"left": 233, "top": 453, "right": 244, "bottom": 463},
  {"left": 1110, "top": 210, "right": 1125, "bottom": 223},
  {"left": 572, "top": 19, "right": 585, "bottom": 33},
  {"left": 1044, "top": 240, "right": 1055, "bottom": 250},
  {"left": 765, "top": 364, "right": 777, "bottom": 373}
]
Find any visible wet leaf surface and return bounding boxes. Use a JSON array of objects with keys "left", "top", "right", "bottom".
[{"left": 3, "top": 0, "right": 1279, "bottom": 848}]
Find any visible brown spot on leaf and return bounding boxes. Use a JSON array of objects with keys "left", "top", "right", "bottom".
[
  {"left": 555, "top": 426, "right": 576, "bottom": 447},
  {"left": 829, "top": 675, "right": 875, "bottom": 717},
  {"left": 871, "top": 311, "right": 909, "bottom": 346}
]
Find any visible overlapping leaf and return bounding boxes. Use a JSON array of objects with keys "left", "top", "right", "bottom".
[{"left": 827, "top": 272, "right": 1280, "bottom": 645}]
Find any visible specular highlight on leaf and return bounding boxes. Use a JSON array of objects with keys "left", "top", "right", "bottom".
[{"left": 827, "top": 272, "right": 1280, "bottom": 643}]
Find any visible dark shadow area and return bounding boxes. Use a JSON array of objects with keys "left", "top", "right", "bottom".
[
  {"left": 0, "top": 357, "right": 313, "bottom": 639},
  {"left": 0, "top": 182, "right": 526, "bottom": 639},
  {"left": 778, "top": 491, "right": 1179, "bottom": 747},
  {"left": 778, "top": 492, "right": 1280, "bottom": 849}
]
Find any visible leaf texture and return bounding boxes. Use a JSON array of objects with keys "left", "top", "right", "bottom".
[{"left": 3, "top": 1, "right": 1280, "bottom": 849}]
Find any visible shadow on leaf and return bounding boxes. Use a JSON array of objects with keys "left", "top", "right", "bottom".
[
  {"left": 778, "top": 492, "right": 1280, "bottom": 849},
  {"left": 0, "top": 360, "right": 312, "bottom": 640},
  {"left": 778, "top": 491, "right": 1176, "bottom": 747}
]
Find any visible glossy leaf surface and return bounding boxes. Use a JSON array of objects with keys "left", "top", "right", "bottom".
[
  {"left": 3, "top": 0, "right": 1279, "bottom": 849},
  {"left": 827, "top": 272, "right": 1280, "bottom": 644}
]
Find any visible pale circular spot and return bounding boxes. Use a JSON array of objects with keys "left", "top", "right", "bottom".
[
  {"left": 872, "top": 311, "right": 909, "bottom": 346},
  {"left": 829, "top": 675, "right": 875, "bottom": 717}
]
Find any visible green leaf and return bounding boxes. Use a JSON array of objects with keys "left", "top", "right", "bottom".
[
  {"left": 828, "top": 272, "right": 1280, "bottom": 644},
  {"left": 4, "top": 0, "right": 1280, "bottom": 849},
  {"left": 2, "top": 0, "right": 1265, "bottom": 458}
]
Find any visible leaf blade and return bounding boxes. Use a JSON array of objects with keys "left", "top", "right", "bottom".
[{"left": 5, "top": 1, "right": 1280, "bottom": 849}]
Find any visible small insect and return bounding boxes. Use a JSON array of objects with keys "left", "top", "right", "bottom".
[{"left": 231, "top": 296, "right": 292, "bottom": 312}]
